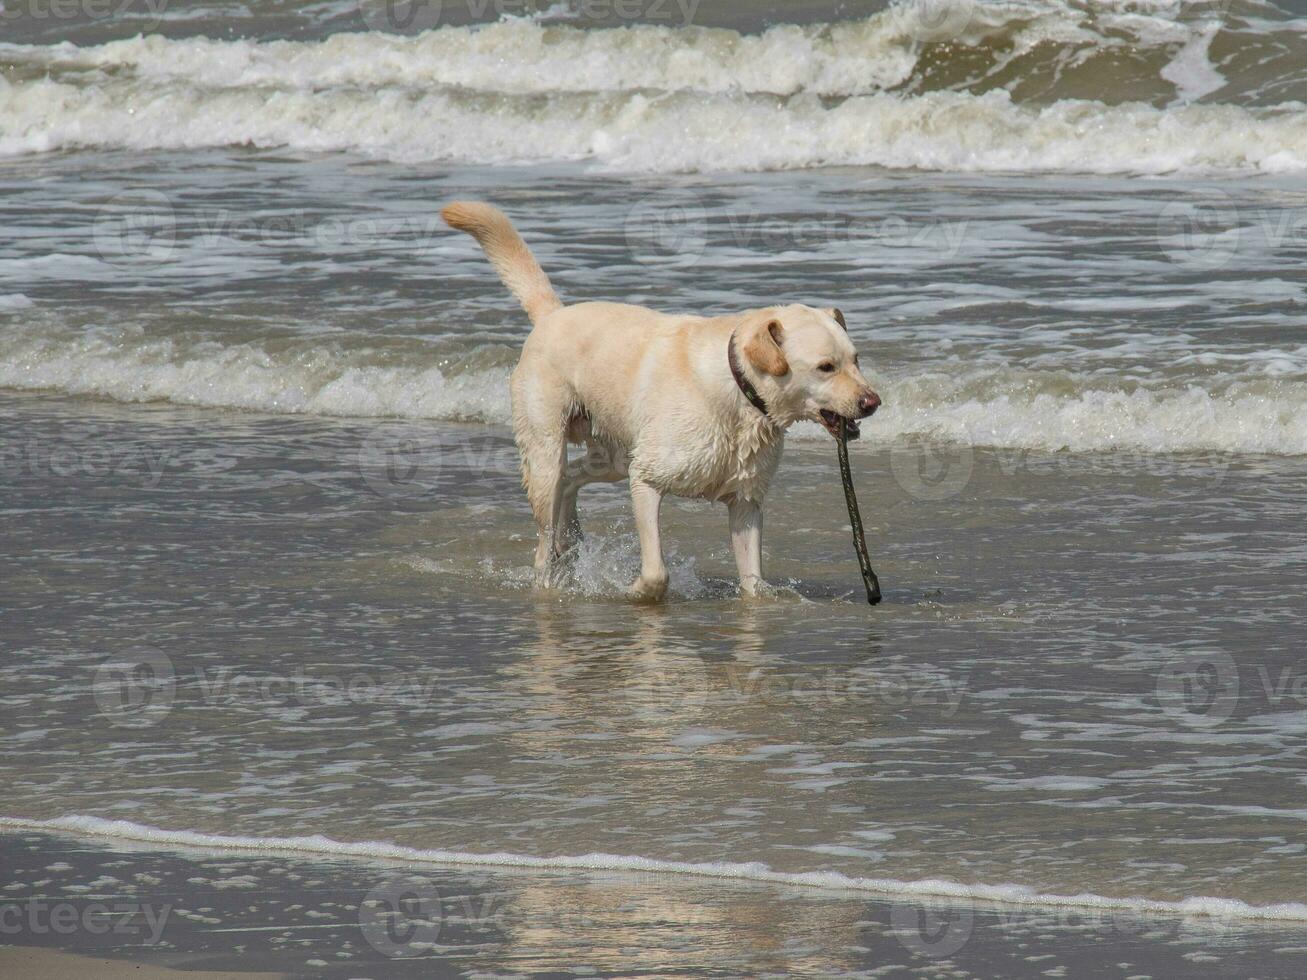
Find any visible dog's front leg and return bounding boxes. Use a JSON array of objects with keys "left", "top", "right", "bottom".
[
  {"left": 728, "top": 497, "right": 764, "bottom": 597},
  {"left": 629, "top": 479, "right": 669, "bottom": 600}
]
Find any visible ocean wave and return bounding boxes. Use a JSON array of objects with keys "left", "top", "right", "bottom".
[
  {"left": 0, "top": 293, "right": 33, "bottom": 311},
  {"left": 0, "top": 326, "right": 513, "bottom": 423},
  {"left": 1, "top": 75, "right": 1305, "bottom": 174},
  {"left": 1, "top": 1, "right": 1305, "bottom": 173},
  {"left": 4, "top": 814, "right": 1306, "bottom": 921},
  {"left": 5, "top": 1, "right": 1300, "bottom": 104},
  {"left": 3, "top": 326, "right": 1305, "bottom": 454},
  {"left": 880, "top": 367, "right": 1307, "bottom": 455}
]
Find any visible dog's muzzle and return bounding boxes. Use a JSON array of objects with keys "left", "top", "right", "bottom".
[{"left": 819, "top": 391, "right": 881, "bottom": 439}]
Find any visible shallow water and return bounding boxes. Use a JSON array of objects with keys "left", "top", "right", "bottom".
[
  {"left": 9, "top": 829, "right": 1307, "bottom": 977},
  {"left": 3, "top": 383, "right": 1307, "bottom": 915},
  {"left": 3, "top": 1, "right": 1307, "bottom": 975},
  {"left": 3, "top": 155, "right": 1307, "bottom": 453}
]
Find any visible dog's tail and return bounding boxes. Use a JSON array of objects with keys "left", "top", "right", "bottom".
[{"left": 441, "top": 201, "right": 562, "bottom": 325}]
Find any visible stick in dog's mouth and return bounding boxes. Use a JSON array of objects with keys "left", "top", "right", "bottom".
[
  {"left": 836, "top": 416, "right": 881, "bottom": 606},
  {"left": 820, "top": 410, "right": 860, "bottom": 440}
]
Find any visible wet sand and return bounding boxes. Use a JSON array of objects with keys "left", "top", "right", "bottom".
[
  {"left": 0, "top": 947, "right": 281, "bottom": 980},
  {"left": 4, "top": 829, "right": 1307, "bottom": 978}
]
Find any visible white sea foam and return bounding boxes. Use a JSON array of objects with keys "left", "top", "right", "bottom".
[
  {"left": 0, "top": 328, "right": 512, "bottom": 423},
  {"left": 465, "top": 531, "right": 713, "bottom": 599},
  {"left": 3, "top": 328, "right": 1305, "bottom": 455},
  {"left": 878, "top": 369, "right": 1307, "bottom": 455},
  {"left": 0, "top": 3, "right": 1304, "bottom": 174},
  {"left": 3, "top": 814, "right": 1306, "bottom": 921},
  {"left": 0, "top": 1, "right": 1260, "bottom": 99},
  {"left": 1160, "top": 22, "right": 1227, "bottom": 103},
  {"left": 1, "top": 76, "right": 1303, "bottom": 174},
  {"left": 8, "top": 20, "right": 918, "bottom": 97}
]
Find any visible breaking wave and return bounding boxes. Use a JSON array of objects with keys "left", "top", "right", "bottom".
[
  {"left": 1, "top": 0, "right": 1306, "bottom": 173},
  {"left": 3, "top": 324, "right": 1305, "bottom": 454}
]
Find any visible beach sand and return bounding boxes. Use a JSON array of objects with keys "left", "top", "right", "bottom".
[{"left": 0, "top": 947, "right": 282, "bottom": 980}]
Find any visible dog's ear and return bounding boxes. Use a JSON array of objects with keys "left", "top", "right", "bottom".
[
  {"left": 826, "top": 308, "right": 847, "bottom": 331},
  {"left": 742, "top": 316, "right": 788, "bottom": 377}
]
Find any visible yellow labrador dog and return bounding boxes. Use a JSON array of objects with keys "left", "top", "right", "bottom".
[{"left": 442, "top": 201, "right": 881, "bottom": 599}]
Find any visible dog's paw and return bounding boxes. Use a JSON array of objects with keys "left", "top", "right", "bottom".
[
  {"left": 740, "top": 578, "right": 797, "bottom": 601},
  {"left": 534, "top": 546, "right": 579, "bottom": 590},
  {"left": 628, "top": 572, "right": 669, "bottom": 602}
]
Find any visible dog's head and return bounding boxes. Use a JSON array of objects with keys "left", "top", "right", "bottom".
[{"left": 739, "top": 305, "right": 881, "bottom": 439}]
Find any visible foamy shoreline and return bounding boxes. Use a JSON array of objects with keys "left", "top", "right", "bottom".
[{"left": 6, "top": 815, "right": 1307, "bottom": 922}]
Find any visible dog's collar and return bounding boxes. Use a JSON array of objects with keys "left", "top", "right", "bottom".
[{"left": 728, "top": 332, "right": 770, "bottom": 420}]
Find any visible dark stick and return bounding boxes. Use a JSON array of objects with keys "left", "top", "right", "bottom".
[{"left": 837, "top": 418, "right": 882, "bottom": 605}]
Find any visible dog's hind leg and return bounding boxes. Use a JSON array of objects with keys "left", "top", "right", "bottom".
[
  {"left": 557, "top": 444, "right": 625, "bottom": 552},
  {"left": 520, "top": 433, "right": 567, "bottom": 586},
  {"left": 512, "top": 364, "right": 578, "bottom": 586}
]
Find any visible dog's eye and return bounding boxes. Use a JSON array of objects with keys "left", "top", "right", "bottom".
[{"left": 817, "top": 362, "right": 836, "bottom": 373}]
